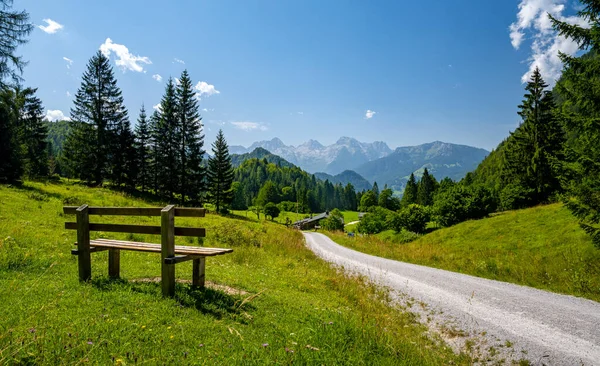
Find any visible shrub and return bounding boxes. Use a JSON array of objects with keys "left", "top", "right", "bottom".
[
  {"left": 321, "top": 209, "right": 345, "bottom": 231},
  {"left": 433, "top": 184, "right": 496, "bottom": 227},
  {"left": 357, "top": 206, "right": 393, "bottom": 234},
  {"left": 390, "top": 204, "right": 430, "bottom": 234},
  {"left": 277, "top": 201, "right": 297, "bottom": 212},
  {"left": 499, "top": 183, "right": 535, "bottom": 211},
  {"left": 264, "top": 202, "right": 280, "bottom": 221},
  {"left": 27, "top": 192, "right": 49, "bottom": 202}
]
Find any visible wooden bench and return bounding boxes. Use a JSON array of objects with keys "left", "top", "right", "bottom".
[{"left": 64, "top": 204, "right": 233, "bottom": 297}]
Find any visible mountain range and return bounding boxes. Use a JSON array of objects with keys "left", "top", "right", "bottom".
[{"left": 231, "top": 138, "right": 489, "bottom": 193}]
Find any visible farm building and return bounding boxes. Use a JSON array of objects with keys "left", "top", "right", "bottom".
[{"left": 293, "top": 212, "right": 335, "bottom": 230}]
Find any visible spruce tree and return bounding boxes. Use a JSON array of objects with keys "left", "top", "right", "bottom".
[
  {"left": 110, "top": 117, "right": 136, "bottom": 189},
  {"left": 0, "top": 87, "right": 23, "bottom": 182},
  {"left": 551, "top": 2, "right": 600, "bottom": 247},
  {"left": 65, "top": 51, "right": 129, "bottom": 184},
  {"left": 401, "top": 173, "right": 418, "bottom": 206},
  {"left": 0, "top": 0, "right": 33, "bottom": 89},
  {"left": 207, "top": 129, "right": 234, "bottom": 212},
  {"left": 18, "top": 87, "right": 47, "bottom": 178},
  {"left": 503, "top": 68, "right": 564, "bottom": 204},
  {"left": 417, "top": 168, "right": 436, "bottom": 206},
  {"left": 148, "top": 110, "right": 162, "bottom": 194},
  {"left": 176, "top": 70, "right": 205, "bottom": 204},
  {"left": 134, "top": 105, "right": 151, "bottom": 192},
  {"left": 371, "top": 181, "right": 380, "bottom": 202},
  {"left": 154, "top": 78, "right": 179, "bottom": 200}
]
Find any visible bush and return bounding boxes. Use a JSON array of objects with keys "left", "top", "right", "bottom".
[
  {"left": 499, "top": 183, "right": 534, "bottom": 211},
  {"left": 277, "top": 201, "right": 297, "bottom": 212},
  {"left": 390, "top": 204, "right": 430, "bottom": 234},
  {"left": 433, "top": 184, "right": 496, "bottom": 227},
  {"left": 264, "top": 202, "right": 280, "bottom": 221},
  {"left": 357, "top": 206, "right": 393, "bottom": 234},
  {"left": 321, "top": 209, "right": 345, "bottom": 231}
]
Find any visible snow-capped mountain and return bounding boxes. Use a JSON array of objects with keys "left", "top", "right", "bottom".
[{"left": 231, "top": 137, "right": 393, "bottom": 174}]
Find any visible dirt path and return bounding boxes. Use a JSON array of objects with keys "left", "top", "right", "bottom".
[{"left": 303, "top": 232, "right": 600, "bottom": 365}]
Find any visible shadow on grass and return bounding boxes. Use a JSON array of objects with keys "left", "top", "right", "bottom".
[{"left": 91, "top": 277, "right": 253, "bottom": 322}]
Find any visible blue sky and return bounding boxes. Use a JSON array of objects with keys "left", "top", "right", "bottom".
[{"left": 18, "top": 0, "right": 583, "bottom": 150}]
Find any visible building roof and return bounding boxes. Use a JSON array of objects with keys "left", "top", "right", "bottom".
[{"left": 293, "top": 212, "right": 329, "bottom": 226}]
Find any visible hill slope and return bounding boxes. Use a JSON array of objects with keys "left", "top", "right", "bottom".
[
  {"left": 230, "top": 147, "right": 295, "bottom": 168},
  {"left": 326, "top": 203, "right": 600, "bottom": 302},
  {"left": 314, "top": 170, "right": 372, "bottom": 192},
  {"left": 0, "top": 181, "right": 468, "bottom": 364},
  {"left": 355, "top": 141, "right": 489, "bottom": 191}
]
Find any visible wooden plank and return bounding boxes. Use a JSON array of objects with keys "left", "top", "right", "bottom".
[
  {"left": 108, "top": 248, "right": 120, "bottom": 279},
  {"left": 64, "top": 206, "right": 206, "bottom": 217},
  {"left": 161, "top": 205, "right": 176, "bottom": 297},
  {"left": 193, "top": 257, "right": 206, "bottom": 288},
  {"left": 164, "top": 255, "right": 201, "bottom": 265},
  {"left": 65, "top": 223, "right": 205, "bottom": 237},
  {"left": 174, "top": 227, "right": 206, "bottom": 237},
  {"left": 64, "top": 206, "right": 162, "bottom": 216},
  {"left": 91, "top": 239, "right": 230, "bottom": 253},
  {"left": 174, "top": 207, "right": 206, "bottom": 217},
  {"left": 65, "top": 222, "right": 162, "bottom": 235},
  {"left": 76, "top": 205, "right": 91, "bottom": 282},
  {"left": 71, "top": 247, "right": 108, "bottom": 255}
]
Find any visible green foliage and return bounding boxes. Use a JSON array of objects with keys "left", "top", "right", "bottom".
[
  {"left": 417, "top": 168, "right": 437, "bottom": 206},
  {"left": 390, "top": 204, "right": 430, "bottom": 234},
  {"left": 321, "top": 208, "right": 345, "bottom": 231},
  {"left": 134, "top": 105, "right": 151, "bottom": 192},
  {"left": 551, "top": 4, "right": 600, "bottom": 248},
  {"left": 433, "top": 184, "right": 495, "bottom": 227},
  {"left": 255, "top": 180, "right": 279, "bottom": 207},
  {"left": 378, "top": 187, "right": 400, "bottom": 210},
  {"left": 207, "top": 129, "right": 234, "bottom": 212},
  {"left": 263, "top": 202, "right": 280, "bottom": 221},
  {"left": 357, "top": 206, "right": 393, "bottom": 234},
  {"left": 359, "top": 190, "right": 377, "bottom": 211},
  {"left": 401, "top": 173, "right": 418, "bottom": 207},
  {"left": 0, "top": 0, "right": 33, "bottom": 89},
  {"left": 499, "top": 183, "right": 534, "bottom": 211},
  {"left": 230, "top": 181, "right": 247, "bottom": 210}
]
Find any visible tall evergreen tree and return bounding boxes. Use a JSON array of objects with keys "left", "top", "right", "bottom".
[
  {"left": 18, "top": 87, "right": 47, "bottom": 178},
  {"left": 0, "top": 0, "right": 33, "bottom": 89},
  {"left": 371, "top": 181, "right": 380, "bottom": 202},
  {"left": 551, "top": 2, "right": 600, "bottom": 247},
  {"left": 207, "top": 129, "right": 234, "bottom": 212},
  {"left": 401, "top": 173, "right": 418, "bottom": 206},
  {"left": 154, "top": 78, "right": 179, "bottom": 200},
  {"left": 0, "top": 87, "right": 23, "bottom": 181},
  {"left": 110, "top": 117, "right": 136, "bottom": 189},
  {"left": 417, "top": 168, "right": 436, "bottom": 206},
  {"left": 134, "top": 105, "right": 151, "bottom": 192},
  {"left": 503, "top": 67, "right": 564, "bottom": 204},
  {"left": 64, "top": 51, "right": 129, "bottom": 184},
  {"left": 176, "top": 70, "right": 205, "bottom": 204}
]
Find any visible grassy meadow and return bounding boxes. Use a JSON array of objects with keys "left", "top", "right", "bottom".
[
  {"left": 325, "top": 204, "right": 600, "bottom": 302},
  {"left": 0, "top": 181, "right": 472, "bottom": 364}
]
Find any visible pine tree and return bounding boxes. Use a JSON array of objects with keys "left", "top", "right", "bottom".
[
  {"left": 134, "top": 105, "right": 151, "bottom": 192},
  {"left": 0, "top": 0, "right": 33, "bottom": 89},
  {"left": 371, "top": 181, "right": 380, "bottom": 202},
  {"left": 417, "top": 168, "right": 436, "bottom": 206},
  {"left": 154, "top": 78, "right": 179, "bottom": 200},
  {"left": 401, "top": 173, "right": 418, "bottom": 206},
  {"left": 111, "top": 117, "right": 136, "bottom": 189},
  {"left": 503, "top": 68, "right": 564, "bottom": 204},
  {"left": 176, "top": 70, "right": 205, "bottom": 204},
  {"left": 65, "top": 51, "right": 129, "bottom": 184},
  {"left": 0, "top": 87, "right": 23, "bottom": 182},
  {"left": 18, "top": 87, "right": 47, "bottom": 178},
  {"left": 207, "top": 129, "right": 234, "bottom": 212},
  {"left": 551, "top": 2, "right": 600, "bottom": 247},
  {"left": 148, "top": 110, "right": 162, "bottom": 194}
]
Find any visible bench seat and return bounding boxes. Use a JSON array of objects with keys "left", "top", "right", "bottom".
[{"left": 72, "top": 238, "right": 233, "bottom": 257}]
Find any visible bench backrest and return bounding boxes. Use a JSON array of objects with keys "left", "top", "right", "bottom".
[{"left": 63, "top": 205, "right": 206, "bottom": 237}]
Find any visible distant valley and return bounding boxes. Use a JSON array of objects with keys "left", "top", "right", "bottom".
[{"left": 231, "top": 138, "right": 489, "bottom": 192}]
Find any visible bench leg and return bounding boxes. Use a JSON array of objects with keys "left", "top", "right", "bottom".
[
  {"left": 192, "top": 258, "right": 206, "bottom": 288},
  {"left": 108, "top": 249, "right": 120, "bottom": 279}
]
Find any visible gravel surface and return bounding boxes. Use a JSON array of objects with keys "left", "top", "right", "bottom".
[{"left": 303, "top": 232, "right": 600, "bottom": 365}]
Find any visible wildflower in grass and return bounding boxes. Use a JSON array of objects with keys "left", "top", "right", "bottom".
[
  {"left": 87, "top": 341, "right": 93, "bottom": 345},
  {"left": 285, "top": 347, "right": 294, "bottom": 353},
  {"left": 199, "top": 344, "right": 204, "bottom": 347},
  {"left": 170, "top": 335, "right": 174, "bottom": 339},
  {"left": 28, "top": 328, "right": 36, "bottom": 333},
  {"left": 329, "top": 321, "right": 333, "bottom": 325},
  {"left": 141, "top": 325, "right": 146, "bottom": 329},
  {"left": 262, "top": 343, "right": 269, "bottom": 347}
]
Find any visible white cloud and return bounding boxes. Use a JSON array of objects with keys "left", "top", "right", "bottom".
[
  {"left": 173, "top": 58, "right": 185, "bottom": 64},
  {"left": 152, "top": 74, "right": 162, "bottom": 82},
  {"left": 63, "top": 57, "right": 73, "bottom": 69},
  {"left": 66, "top": 91, "right": 71, "bottom": 97},
  {"left": 509, "top": 0, "right": 590, "bottom": 86},
  {"left": 44, "top": 109, "right": 70, "bottom": 121},
  {"left": 297, "top": 111, "right": 304, "bottom": 115},
  {"left": 38, "top": 19, "right": 63, "bottom": 34},
  {"left": 365, "top": 110, "right": 376, "bottom": 119},
  {"left": 152, "top": 103, "right": 161, "bottom": 111},
  {"left": 230, "top": 121, "right": 268, "bottom": 131},
  {"left": 99, "top": 38, "right": 151, "bottom": 73},
  {"left": 195, "top": 81, "right": 220, "bottom": 97}
]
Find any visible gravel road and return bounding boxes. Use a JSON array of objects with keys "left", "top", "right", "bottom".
[{"left": 303, "top": 232, "right": 600, "bottom": 365}]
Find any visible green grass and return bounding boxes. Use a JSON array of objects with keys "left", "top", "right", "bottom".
[
  {"left": 0, "top": 181, "right": 471, "bottom": 364},
  {"left": 340, "top": 211, "right": 359, "bottom": 224},
  {"left": 325, "top": 204, "right": 600, "bottom": 302}
]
